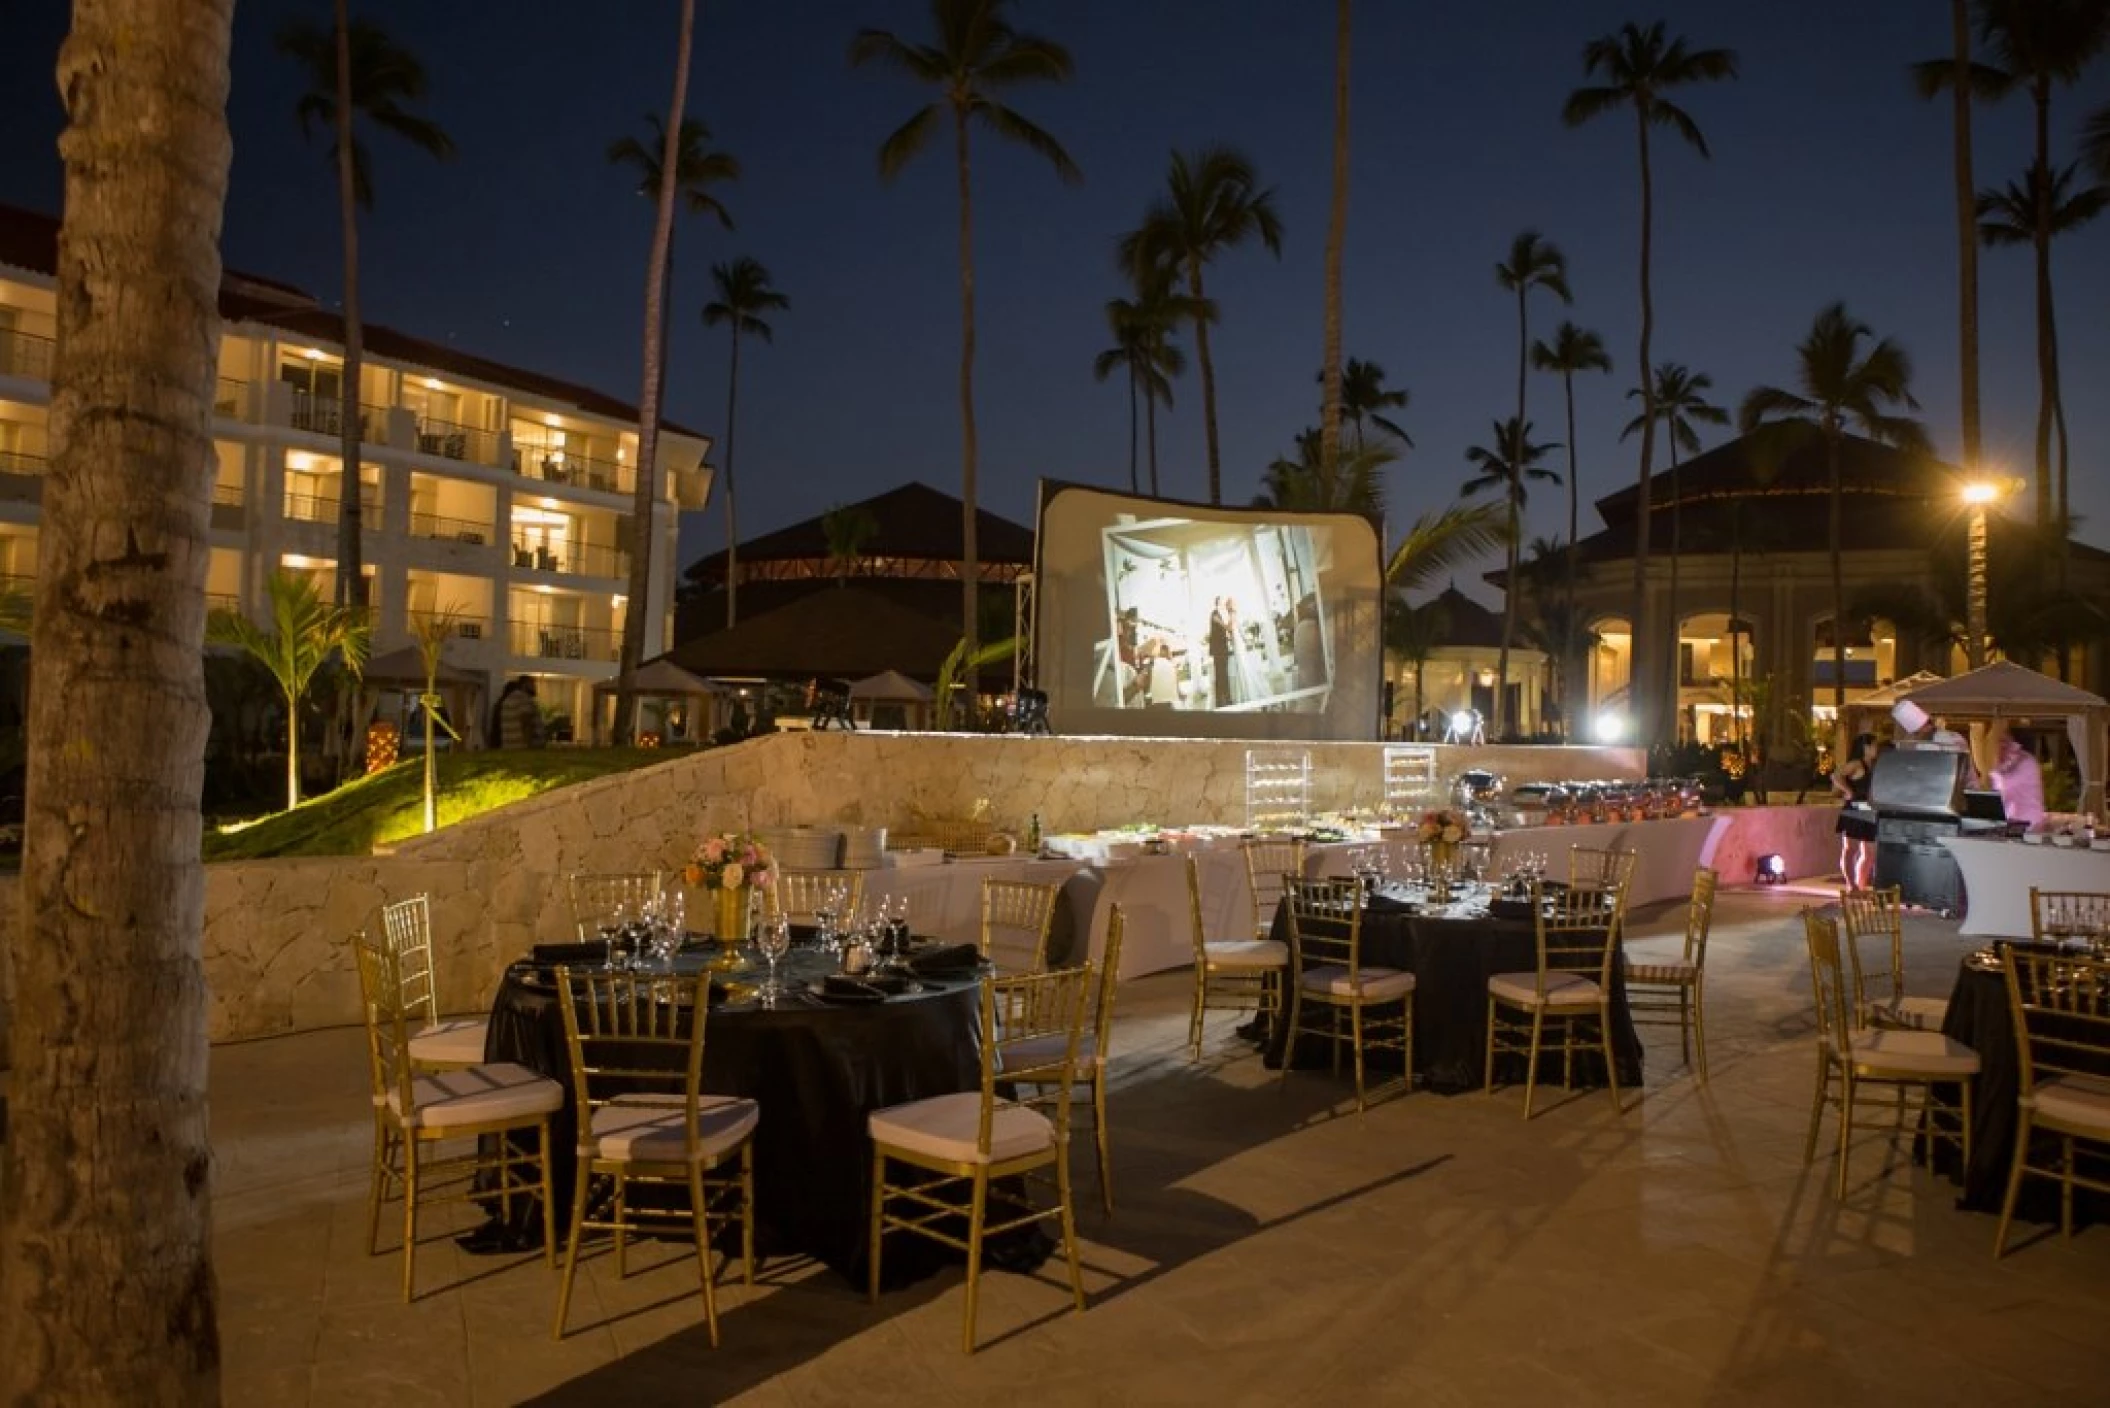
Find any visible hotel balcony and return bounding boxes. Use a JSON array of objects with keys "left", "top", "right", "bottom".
[
  {"left": 511, "top": 444, "right": 632, "bottom": 496},
  {"left": 506, "top": 535, "right": 627, "bottom": 581},
  {"left": 509, "top": 620, "right": 619, "bottom": 663},
  {"left": 0, "top": 327, "right": 53, "bottom": 383},
  {"left": 0, "top": 449, "right": 47, "bottom": 503},
  {"left": 283, "top": 489, "right": 382, "bottom": 528},
  {"left": 409, "top": 510, "right": 493, "bottom": 548}
]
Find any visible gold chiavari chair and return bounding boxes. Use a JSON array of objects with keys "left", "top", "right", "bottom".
[
  {"left": 1278, "top": 875, "right": 1415, "bottom": 1112},
  {"left": 868, "top": 965, "right": 1093, "bottom": 1353},
  {"left": 551, "top": 968, "right": 758, "bottom": 1344},
  {"left": 1568, "top": 845, "right": 1639, "bottom": 938},
  {"left": 1006, "top": 907, "right": 1127, "bottom": 1214},
  {"left": 1801, "top": 911, "right": 1978, "bottom": 1200},
  {"left": 566, "top": 870, "right": 666, "bottom": 942},
  {"left": 980, "top": 876, "right": 1061, "bottom": 972},
  {"left": 1485, "top": 881, "right": 1624, "bottom": 1119},
  {"left": 1186, "top": 852, "right": 1289, "bottom": 1059},
  {"left": 379, "top": 894, "right": 488, "bottom": 1069},
  {"left": 1626, "top": 868, "right": 1719, "bottom": 1080},
  {"left": 1994, "top": 947, "right": 2110, "bottom": 1256},
  {"left": 353, "top": 929, "right": 561, "bottom": 1302},
  {"left": 1242, "top": 837, "right": 1308, "bottom": 940},
  {"left": 1840, "top": 885, "right": 1948, "bottom": 1031},
  {"left": 2028, "top": 888, "right": 2110, "bottom": 949},
  {"left": 768, "top": 868, "right": 866, "bottom": 926}
]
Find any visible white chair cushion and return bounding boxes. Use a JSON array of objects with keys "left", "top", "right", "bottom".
[
  {"left": 1840, "top": 1028, "right": 1980, "bottom": 1079},
  {"left": 409, "top": 1016, "right": 489, "bottom": 1068},
  {"left": 869, "top": 1091, "right": 1054, "bottom": 1165},
  {"left": 1000, "top": 1032, "right": 1095, "bottom": 1076},
  {"left": 1488, "top": 971, "right": 1604, "bottom": 1008},
  {"left": 1867, "top": 995, "right": 1950, "bottom": 1032},
  {"left": 390, "top": 1062, "right": 562, "bottom": 1131},
  {"left": 585, "top": 1092, "right": 759, "bottom": 1163},
  {"left": 1627, "top": 960, "right": 1697, "bottom": 986},
  {"left": 2025, "top": 1073, "right": 2110, "bottom": 1135},
  {"left": 1204, "top": 939, "right": 1289, "bottom": 971},
  {"left": 1299, "top": 964, "right": 1416, "bottom": 1001}
]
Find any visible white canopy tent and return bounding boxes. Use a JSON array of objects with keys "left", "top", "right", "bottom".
[
  {"left": 849, "top": 669, "right": 934, "bottom": 730},
  {"left": 1898, "top": 661, "right": 2110, "bottom": 814}
]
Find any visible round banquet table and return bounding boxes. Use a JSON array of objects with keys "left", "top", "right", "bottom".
[
  {"left": 1934, "top": 948, "right": 2107, "bottom": 1228},
  {"left": 483, "top": 942, "right": 1041, "bottom": 1286},
  {"left": 1259, "top": 893, "right": 1643, "bottom": 1094}
]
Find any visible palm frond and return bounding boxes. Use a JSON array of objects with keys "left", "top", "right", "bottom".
[
  {"left": 877, "top": 104, "right": 943, "bottom": 180},
  {"left": 975, "top": 101, "right": 1083, "bottom": 184},
  {"left": 1386, "top": 501, "right": 1509, "bottom": 593}
]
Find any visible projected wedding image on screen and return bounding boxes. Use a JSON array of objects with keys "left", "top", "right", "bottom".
[{"left": 1035, "top": 484, "right": 1383, "bottom": 742}]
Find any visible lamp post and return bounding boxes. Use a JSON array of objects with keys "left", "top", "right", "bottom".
[{"left": 1961, "top": 480, "right": 1999, "bottom": 669}]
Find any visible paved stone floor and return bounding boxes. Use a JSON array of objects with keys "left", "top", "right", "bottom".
[{"left": 210, "top": 884, "right": 2110, "bottom": 1405}]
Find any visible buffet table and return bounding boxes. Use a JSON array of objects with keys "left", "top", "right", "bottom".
[
  {"left": 863, "top": 856, "right": 1096, "bottom": 965},
  {"left": 1940, "top": 835, "right": 2110, "bottom": 937}
]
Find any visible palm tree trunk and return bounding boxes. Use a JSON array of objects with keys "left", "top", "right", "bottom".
[
  {"left": 2030, "top": 84, "right": 2053, "bottom": 532},
  {"left": 722, "top": 325, "right": 741, "bottom": 630},
  {"left": 1318, "top": 0, "right": 1351, "bottom": 476},
  {"left": 285, "top": 691, "right": 301, "bottom": 810},
  {"left": 1667, "top": 438, "right": 1682, "bottom": 740},
  {"left": 3, "top": 2, "right": 233, "bottom": 1399},
  {"left": 1496, "top": 490, "right": 1518, "bottom": 740},
  {"left": 331, "top": 0, "right": 365, "bottom": 611},
  {"left": 1562, "top": 369, "right": 1580, "bottom": 741},
  {"left": 1951, "top": 0, "right": 1982, "bottom": 475},
  {"left": 1189, "top": 260, "right": 1221, "bottom": 505},
  {"left": 954, "top": 105, "right": 981, "bottom": 710},
  {"left": 1125, "top": 363, "right": 1138, "bottom": 494},
  {"left": 1630, "top": 108, "right": 1659, "bottom": 745},
  {"left": 1827, "top": 427, "right": 1846, "bottom": 714},
  {"left": 1145, "top": 384, "right": 1161, "bottom": 497},
  {"left": 1728, "top": 509, "right": 1744, "bottom": 753},
  {"left": 614, "top": 0, "right": 695, "bottom": 746}
]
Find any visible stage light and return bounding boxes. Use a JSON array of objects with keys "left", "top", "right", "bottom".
[
  {"left": 1450, "top": 710, "right": 1475, "bottom": 736},
  {"left": 1593, "top": 712, "right": 1626, "bottom": 744},
  {"left": 1012, "top": 688, "right": 1052, "bottom": 736},
  {"left": 1755, "top": 853, "right": 1787, "bottom": 885},
  {"left": 805, "top": 677, "right": 856, "bottom": 731}
]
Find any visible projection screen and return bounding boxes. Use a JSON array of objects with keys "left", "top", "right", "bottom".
[{"left": 1034, "top": 482, "right": 1384, "bottom": 742}]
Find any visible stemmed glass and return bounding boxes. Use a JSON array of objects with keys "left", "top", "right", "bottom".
[
  {"left": 757, "top": 912, "right": 792, "bottom": 1004},
  {"left": 599, "top": 900, "right": 631, "bottom": 971}
]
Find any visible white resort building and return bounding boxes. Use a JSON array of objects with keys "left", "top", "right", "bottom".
[{"left": 0, "top": 202, "right": 714, "bottom": 742}]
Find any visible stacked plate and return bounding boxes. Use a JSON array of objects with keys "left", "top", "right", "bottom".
[{"left": 840, "top": 826, "right": 887, "bottom": 870}]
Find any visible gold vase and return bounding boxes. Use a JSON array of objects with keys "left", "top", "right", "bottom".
[
  {"left": 1426, "top": 842, "right": 1457, "bottom": 902},
  {"left": 712, "top": 884, "right": 752, "bottom": 947}
]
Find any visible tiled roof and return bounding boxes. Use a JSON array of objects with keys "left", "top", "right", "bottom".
[{"left": 683, "top": 481, "right": 1035, "bottom": 585}]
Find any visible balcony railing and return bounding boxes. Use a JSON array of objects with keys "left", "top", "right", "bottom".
[
  {"left": 206, "top": 592, "right": 241, "bottom": 617},
  {"left": 212, "top": 482, "right": 243, "bottom": 506},
  {"left": 0, "top": 328, "right": 53, "bottom": 382},
  {"left": 289, "top": 389, "right": 386, "bottom": 439},
  {"left": 510, "top": 620, "right": 619, "bottom": 663},
  {"left": 507, "top": 536, "right": 628, "bottom": 580},
  {"left": 511, "top": 445, "right": 633, "bottom": 495},
  {"left": 0, "top": 449, "right": 49, "bottom": 477},
  {"left": 284, "top": 491, "right": 381, "bottom": 526},
  {"left": 414, "top": 416, "right": 500, "bottom": 466},
  {"left": 214, "top": 377, "right": 249, "bottom": 421},
  {"left": 408, "top": 511, "right": 492, "bottom": 546}
]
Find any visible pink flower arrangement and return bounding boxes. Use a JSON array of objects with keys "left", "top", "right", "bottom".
[
  {"left": 684, "top": 831, "right": 775, "bottom": 891},
  {"left": 1416, "top": 808, "right": 1471, "bottom": 846}
]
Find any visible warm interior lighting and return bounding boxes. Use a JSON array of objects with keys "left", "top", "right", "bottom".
[
  {"left": 512, "top": 506, "right": 570, "bottom": 527},
  {"left": 1961, "top": 481, "right": 1999, "bottom": 505},
  {"left": 544, "top": 414, "right": 561, "bottom": 429},
  {"left": 301, "top": 347, "right": 323, "bottom": 360},
  {"left": 423, "top": 377, "right": 442, "bottom": 390}
]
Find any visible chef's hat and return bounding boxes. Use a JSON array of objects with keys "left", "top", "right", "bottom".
[{"left": 1891, "top": 700, "right": 1930, "bottom": 734}]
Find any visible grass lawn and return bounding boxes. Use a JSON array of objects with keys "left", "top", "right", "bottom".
[{"left": 203, "top": 747, "right": 677, "bottom": 861}]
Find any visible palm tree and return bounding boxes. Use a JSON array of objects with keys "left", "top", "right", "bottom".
[
  {"left": 1910, "top": 3, "right": 2004, "bottom": 484},
  {"left": 1495, "top": 231, "right": 1572, "bottom": 455},
  {"left": 407, "top": 604, "right": 464, "bottom": 833},
  {"left": 1255, "top": 432, "right": 1392, "bottom": 525},
  {"left": 607, "top": 112, "right": 741, "bottom": 410},
  {"left": 1531, "top": 321, "right": 1610, "bottom": 735},
  {"left": 1383, "top": 594, "right": 1450, "bottom": 737},
  {"left": 1738, "top": 303, "right": 1930, "bottom": 715},
  {"left": 613, "top": 0, "right": 696, "bottom": 747},
  {"left": 1460, "top": 418, "right": 1562, "bottom": 740},
  {"left": 1978, "top": 161, "right": 2109, "bottom": 545},
  {"left": 1121, "top": 147, "right": 1285, "bottom": 506},
  {"left": 1385, "top": 501, "right": 1511, "bottom": 594},
  {"left": 5, "top": 3, "right": 235, "bottom": 1394},
  {"left": 851, "top": 0, "right": 1081, "bottom": 696},
  {"left": 702, "top": 257, "right": 788, "bottom": 630},
  {"left": 1319, "top": 0, "right": 1353, "bottom": 474},
  {"left": 1621, "top": 362, "right": 1726, "bottom": 730},
  {"left": 208, "top": 571, "right": 373, "bottom": 811},
  {"left": 1972, "top": 0, "right": 2110, "bottom": 530},
  {"left": 1329, "top": 356, "right": 1411, "bottom": 448},
  {"left": 277, "top": 13, "right": 453, "bottom": 608},
  {"left": 1095, "top": 267, "right": 1199, "bottom": 496},
  {"left": 822, "top": 501, "right": 880, "bottom": 585},
  {"left": 1564, "top": 21, "right": 1737, "bottom": 742},
  {"left": 2085, "top": 98, "right": 2110, "bottom": 180}
]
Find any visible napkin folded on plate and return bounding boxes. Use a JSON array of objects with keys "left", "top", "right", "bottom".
[
  {"left": 1364, "top": 889, "right": 1416, "bottom": 913},
  {"left": 819, "top": 975, "right": 890, "bottom": 1004},
  {"left": 1486, "top": 896, "right": 1540, "bottom": 922},
  {"left": 908, "top": 943, "right": 982, "bottom": 976},
  {"left": 531, "top": 941, "right": 608, "bottom": 966}
]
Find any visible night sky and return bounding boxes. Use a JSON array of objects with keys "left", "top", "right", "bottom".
[{"left": 2, "top": 1, "right": 2106, "bottom": 600}]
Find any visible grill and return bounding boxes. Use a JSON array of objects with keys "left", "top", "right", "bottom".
[{"left": 1868, "top": 747, "right": 1989, "bottom": 914}]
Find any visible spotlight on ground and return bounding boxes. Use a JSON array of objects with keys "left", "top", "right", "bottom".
[
  {"left": 1755, "top": 853, "right": 1787, "bottom": 885},
  {"left": 1592, "top": 712, "right": 1626, "bottom": 744}
]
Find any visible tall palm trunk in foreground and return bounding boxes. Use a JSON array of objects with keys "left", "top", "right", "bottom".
[
  {"left": 1318, "top": 0, "right": 1351, "bottom": 476},
  {"left": 1, "top": 1, "right": 234, "bottom": 1400}
]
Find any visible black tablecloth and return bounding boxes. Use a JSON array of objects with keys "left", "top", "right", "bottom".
[
  {"left": 485, "top": 944, "right": 1031, "bottom": 1285},
  {"left": 1260, "top": 899, "right": 1643, "bottom": 1094},
  {"left": 1936, "top": 952, "right": 2107, "bottom": 1227}
]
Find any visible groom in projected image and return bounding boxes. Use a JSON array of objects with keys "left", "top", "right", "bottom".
[{"left": 1208, "top": 596, "right": 1235, "bottom": 707}]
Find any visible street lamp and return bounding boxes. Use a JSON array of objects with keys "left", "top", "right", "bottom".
[{"left": 1960, "top": 479, "right": 2002, "bottom": 669}]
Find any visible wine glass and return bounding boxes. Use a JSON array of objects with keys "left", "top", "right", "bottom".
[
  {"left": 757, "top": 913, "right": 792, "bottom": 1003},
  {"left": 600, "top": 900, "right": 631, "bottom": 971}
]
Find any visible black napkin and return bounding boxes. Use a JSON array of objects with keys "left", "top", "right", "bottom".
[
  {"left": 531, "top": 941, "right": 607, "bottom": 965},
  {"left": 908, "top": 943, "right": 981, "bottom": 976},
  {"left": 818, "top": 975, "right": 889, "bottom": 1004},
  {"left": 1487, "top": 896, "right": 1540, "bottom": 922},
  {"left": 1365, "top": 889, "right": 1416, "bottom": 913}
]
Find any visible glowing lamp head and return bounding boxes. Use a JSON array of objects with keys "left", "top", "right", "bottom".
[
  {"left": 1961, "top": 481, "right": 1999, "bottom": 506},
  {"left": 1592, "top": 712, "right": 1626, "bottom": 744},
  {"left": 1756, "top": 853, "right": 1788, "bottom": 884},
  {"left": 1450, "top": 711, "right": 1476, "bottom": 737}
]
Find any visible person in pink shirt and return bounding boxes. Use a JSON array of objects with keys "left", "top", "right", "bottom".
[{"left": 1985, "top": 728, "right": 2046, "bottom": 827}]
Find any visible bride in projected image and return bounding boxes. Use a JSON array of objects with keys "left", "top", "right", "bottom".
[{"left": 1097, "top": 516, "right": 1332, "bottom": 714}]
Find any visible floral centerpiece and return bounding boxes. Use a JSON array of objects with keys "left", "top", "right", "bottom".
[
  {"left": 1417, "top": 808, "right": 1471, "bottom": 884},
  {"left": 684, "top": 832, "right": 775, "bottom": 945}
]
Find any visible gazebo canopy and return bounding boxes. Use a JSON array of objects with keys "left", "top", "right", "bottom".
[
  {"left": 1899, "top": 661, "right": 2109, "bottom": 813},
  {"left": 362, "top": 645, "right": 483, "bottom": 688},
  {"left": 849, "top": 669, "right": 932, "bottom": 702},
  {"left": 591, "top": 657, "right": 722, "bottom": 697}
]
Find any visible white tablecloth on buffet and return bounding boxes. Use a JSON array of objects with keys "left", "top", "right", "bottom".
[
  {"left": 1307, "top": 815, "right": 1731, "bottom": 910},
  {"left": 1941, "top": 835, "right": 2110, "bottom": 938}
]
